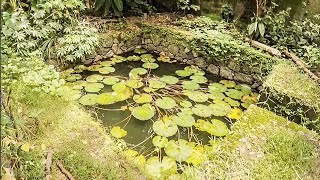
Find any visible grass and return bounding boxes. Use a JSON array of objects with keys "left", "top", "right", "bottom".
[
  {"left": 7, "top": 84, "right": 144, "bottom": 179},
  {"left": 181, "top": 105, "right": 320, "bottom": 179}
]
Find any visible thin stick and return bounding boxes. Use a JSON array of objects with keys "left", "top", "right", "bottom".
[
  {"left": 56, "top": 161, "right": 75, "bottom": 180},
  {"left": 45, "top": 149, "right": 53, "bottom": 180}
]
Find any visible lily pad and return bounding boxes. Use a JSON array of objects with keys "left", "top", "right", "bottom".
[
  {"left": 86, "top": 74, "right": 103, "bottom": 83},
  {"left": 100, "top": 61, "right": 115, "bottom": 67},
  {"left": 133, "top": 94, "right": 153, "bottom": 104},
  {"left": 129, "top": 68, "right": 148, "bottom": 78},
  {"left": 172, "top": 112, "right": 195, "bottom": 127},
  {"left": 187, "top": 91, "right": 208, "bottom": 103},
  {"left": 143, "top": 87, "right": 158, "bottom": 93},
  {"left": 84, "top": 83, "right": 104, "bottom": 93},
  {"left": 96, "top": 93, "right": 115, "bottom": 105},
  {"left": 141, "top": 57, "right": 156, "bottom": 63},
  {"left": 192, "top": 104, "right": 213, "bottom": 118},
  {"left": 126, "top": 55, "right": 141, "bottom": 61},
  {"left": 180, "top": 108, "right": 194, "bottom": 115},
  {"left": 179, "top": 100, "right": 192, "bottom": 108},
  {"left": 103, "top": 77, "right": 120, "bottom": 85},
  {"left": 190, "top": 75, "right": 208, "bottom": 84},
  {"left": 145, "top": 156, "right": 177, "bottom": 179},
  {"left": 208, "top": 83, "right": 227, "bottom": 92},
  {"left": 111, "top": 55, "right": 126, "bottom": 63},
  {"left": 175, "top": 70, "right": 193, "bottom": 77},
  {"left": 113, "top": 87, "right": 133, "bottom": 102},
  {"left": 87, "top": 65, "right": 102, "bottom": 71},
  {"left": 66, "top": 74, "right": 82, "bottom": 82},
  {"left": 98, "top": 66, "right": 116, "bottom": 74},
  {"left": 134, "top": 48, "right": 147, "bottom": 54},
  {"left": 149, "top": 79, "right": 166, "bottom": 89},
  {"left": 142, "top": 62, "right": 159, "bottom": 69},
  {"left": 155, "top": 97, "right": 177, "bottom": 109},
  {"left": 74, "top": 65, "right": 87, "bottom": 72},
  {"left": 152, "top": 136, "right": 168, "bottom": 148},
  {"left": 164, "top": 140, "right": 193, "bottom": 162},
  {"left": 235, "top": 84, "right": 252, "bottom": 95},
  {"left": 208, "top": 91, "right": 225, "bottom": 100},
  {"left": 153, "top": 120, "right": 178, "bottom": 137},
  {"left": 209, "top": 100, "right": 232, "bottom": 116},
  {"left": 141, "top": 54, "right": 153, "bottom": 59},
  {"left": 226, "top": 108, "right": 243, "bottom": 120},
  {"left": 111, "top": 126, "right": 127, "bottom": 139},
  {"left": 132, "top": 104, "right": 155, "bottom": 121},
  {"left": 79, "top": 94, "right": 98, "bottom": 106},
  {"left": 157, "top": 56, "right": 173, "bottom": 63},
  {"left": 182, "top": 81, "right": 200, "bottom": 90},
  {"left": 220, "top": 80, "right": 236, "bottom": 88},
  {"left": 224, "top": 97, "right": 240, "bottom": 107},
  {"left": 194, "top": 119, "right": 229, "bottom": 137},
  {"left": 160, "top": 76, "right": 179, "bottom": 85},
  {"left": 225, "top": 89, "right": 244, "bottom": 100},
  {"left": 126, "top": 79, "right": 144, "bottom": 89}
]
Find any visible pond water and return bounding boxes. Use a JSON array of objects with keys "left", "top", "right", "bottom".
[{"left": 60, "top": 49, "right": 260, "bottom": 177}]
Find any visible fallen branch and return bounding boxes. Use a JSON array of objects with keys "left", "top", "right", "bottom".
[
  {"left": 283, "top": 51, "right": 320, "bottom": 83},
  {"left": 45, "top": 149, "right": 53, "bottom": 180},
  {"left": 245, "top": 37, "right": 282, "bottom": 57},
  {"left": 245, "top": 38, "right": 320, "bottom": 84},
  {"left": 56, "top": 161, "right": 75, "bottom": 180}
]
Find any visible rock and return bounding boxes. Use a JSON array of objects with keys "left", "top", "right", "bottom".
[
  {"left": 113, "top": 38, "right": 119, "bottom": 44},
  {"left": 220, "top": 67, "right": 234, "bottom": 80},
  {"left": 104, "top": 36, "right": 114, "bottom": 48},
  {"left": 106, "top": 50, "right": 115, "bottom": 58},
  {"left": 147, "top": 44, "right": 156, "bottom": 51},
  {"left": 94, "top": 55, "right": 103, "bottom": 62},
  {"left": 192, "top": 50, "right": 198, "bottom": 58},
  {"left": 112, "top": 44, "right": 123, "bottom": 54},
  {"left": 194, "top": 57, "right": 207, "bottom": 69},
  {"left": 97, "top": 48, "right": 110, "bottom": 55},
  {"left": 251, "top": 83, "right": 260, "bottom": 89},
  {"left": 176, "top": 56, "right": 183, "bottom": 61},
  {"left": 206, "top": 64, "right": 220, "bottom": 76},
  {"left": 84, "top": 59, "right": 93, "bottom": 65},
  {"left": 151, "top": 35, "right": 161, "bottom": 46},
  {"left": 168, "top": 44, "right": 179, "bottom": 55},
  {"left": 227, "top": 60, "right": 241, "bottom": 72},
  {"left": 234, "top": 72, "right": 253, "bottom": 84},
  {"left": 145, "top": 39, "right": 152, "bottom": 44},
  {"left": 186, "top": 60, "right": 194, "bottom": 65}
]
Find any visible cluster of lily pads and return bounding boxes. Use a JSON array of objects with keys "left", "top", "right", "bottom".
[{"left": 59, "top": 49, "right": 260, "bottom": 179}]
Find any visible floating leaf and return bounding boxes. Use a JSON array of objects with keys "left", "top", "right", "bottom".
[
  {"left": 180, "top": 108, "right": 194, "bottom": 115},
  {"left": 133, "top": 94, "right": 153, "bottom": 104},
  {"left": 209, "top": 100, "right": 232, "bottom": 116},
  {"left": 126, "top": 55, "right": 141, "bottom": 61},
  {"left": 175, "top": 70, "right": 193, "bottom": 77},
  {"left": 224, "top": 97, "right": 240, "bottom": 107},
  {"left": 96, "top": 93, "right": 115, "bottom": 105},
  {"left": 186, "top": 91, "right": 208, "bottom": 103},
  {"left": 155, "top": 97, "right": 177, "bottom": 109},
  {"left": 112, "top": 82, "right": 127, "bottom": 91},
  {"left": 126, "top": 79, "right": 144, "bottom": 89},
  {"left": 100, "top": 61, "right": 115, "bottom": 66},
  {"left": 113, "top": 87, "right": 133, "bottom": 102},
  {"left": 227, "top": 108, "right": 243, "bottom": 120},
  {"left": 208, "top": 83, "right": 227, "bottom": 92},
  {"left": 172, "top": 112, "right": 195, "bottom": 127},
  {"left": 133, "top": 155, "right": 146, "bottom": 170},
  {"left": 141, "top": 54, "right": 153, "bottom": 59},
  {"left": 190, "top": 75, "right": 208, "bottom": 84},
  {"left": 129, "top": 68, "right": 148, "bottom": 78},
  {"left": 152, "top": 136, "right": 168, "bottom": 148},
  {"left": 157, "top": 56, "right": 173, "bottom": 63},
  {"left": 179, "top": 100, "right": 192, "bottom": 108},
  {"left": 192, "top": 104, "right": 213, "bottom": 118},
  {"left": 143, "top": 87, "right": 157, "bottom": 93},
  {"left": 153, "top": 120, "right": 178, "bottom": 137},
  {"left": 111, "top": 126, "right": 127, "bottom": 139},
  {"left": 103, "top": 77, "right": 120, "bottom": 85},
  {"left": 194, "top": 119, "right": 229, "bottom": 137},
  {"left": 160, "top": 76, "right": 179, "bottom": 85},
  {"left": 225, "top": 89, "right": 244, "bottom": 100},
  {"left": 186, "top": 144, "right": 205, "bottom": 166},
  {"left": 134, "top": 48, "right": 147, "bottom": 54},
  {"left": 87, "top": 65, "right": 102, "bottom": 71},
  {"left": 111, "top": 55, "right": 126, "bottom": 62},
  {"left": 79, "top": 94, "right": 98, "bottom": 105},
  {"left": 208, "top": 91, "right": 225, "bottom": 100},
  {"left": 142, "top": 62, "right": 159, "bottom": 69},
  {"left": 164, "top": 140, "right": 193, "bottom": 162},
  {"left": 149, "top": 79, "right": 166, "bottom": 89},
  {"left": 86, "top": 74, "right": 103, "bottom": 83},
  {"left": 132, "top": 104, "right": 155, "bottom": 121},
  {"left": 220, "top": 80, "right": 236, "bottom": 88},
  {"left": 145, "top": 156, "right": 177, "bottom": 179},
  {"left": 141, "top": 57, "right": 156, "bottom": 63},
  {"left": 98, "top": 66, "right": 116, "bottom": 74},
  {"left": 84, "top": 83, "right": 104, "bottom": 93},
  {"left": 66, "top": 74, "right": 82, "bottom": 82},
  {"left": 235, "top": 84, "right": 252, "bottom": 95},
  {"left": 74, "top": 65, "right": 87, "bottom": 72},
  {"left": 182, "top": 81, "right": 200, "bottom": 90}
]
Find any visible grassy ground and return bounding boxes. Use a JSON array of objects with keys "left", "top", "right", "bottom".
[
  {"left": 182, "top": 105, "right": 320, "bottom": 179},
  {"left": 4, "top": 84, "right": 145, "bottom": 179}
]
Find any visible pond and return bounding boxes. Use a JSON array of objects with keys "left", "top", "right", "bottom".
[{"left": 60, "top": 49, "right": 260, "bottom": 178}]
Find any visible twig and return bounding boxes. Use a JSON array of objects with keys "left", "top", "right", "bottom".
[
  {"left": 56, "top": 161, "right": 75, "bottom": 180},
  {"left": 45, "top": 149, "right": 53, "bottom": 180}
]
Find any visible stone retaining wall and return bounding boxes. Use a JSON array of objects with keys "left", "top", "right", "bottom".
[{"left": 90, "top": 27, "right": 262, "bottom": 89}]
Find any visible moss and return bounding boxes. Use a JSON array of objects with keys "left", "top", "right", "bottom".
[{"left": 182, "top": 105, "right": 320, "bottom": 179}]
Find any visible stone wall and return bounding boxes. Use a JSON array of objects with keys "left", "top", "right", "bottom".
[{"left": 90, "top": 27, "right": 263, "bottom": 89}]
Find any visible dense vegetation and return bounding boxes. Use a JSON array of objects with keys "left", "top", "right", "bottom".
[{"left": 1, "top": 0, "right": 319, "bottom": 179}]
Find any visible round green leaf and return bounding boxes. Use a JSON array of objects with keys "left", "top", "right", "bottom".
[
  {"left": 145, "top": 156, "right": 177, "bottom": 179},
  {"left": 98, "top": 66, "right": 116, "bottom": 74},
  {"left": 219, "top": 80, "right": 236, "bottom": 88},
  {"left": 66, "top": 74, "right": 82, "bottom": 82},
  {"left": 111, "top": 126, "right": 127, "bottom": 139},
  {"left": 132, "top": 104, "right": 155, "bottom": 121},
  {"left": 152, "top": 136, "right": 168, "bottom": 148},
  {"left": 224, "top": 97, "right": 240, "bottom": 107},
  {"left": 133, "top": 93, "right": 153, "bottom": 104},
  {"left": 172, "top": 112, "right": 195, "bottom": 127},
  {"left": 179, "top": 100, "right": 192, "bottom": 108},
  {"left": 112, "top": 82, "right": 127, "bottom": 91},
  {"left": 79, "top": 94, "right": 98, "bottom": 106},
  {"left": 153, "top": 120, "right": 178, "bottom": 137},
  {"left": 126, "top": 55, "right": 141, "bottom": 61},
  {"left": 134, "top": 48, "right": 147, "bottom": 54},
  {"left": 192, "top": 104, "right": 213, "bottom": 118},
  {"left": 164, "top": 140, "right": 192, "bottom": 162},
  {"left": 84, "top": 83, "right": 104, "bottom": 93},
  {"left": 96, "top": 93, "right": 115, "bottom": 105},
  {"left": 186, "top": 91, "right": 208, "bottom": 103},
  {"left": 126, "top": 79, "right": 144, "bottom": 89},
  {"left": 149, "top": 79, "right": 166, "bottom": 89},
  {"left": 208, "top": 91, "right": 225, "bottom": 100},
  {"left": 190, "top": 75, "right": 208, "bottom": 84},
  {"left": 209, "top": 100, "right": 232, "bottom": 116},
  {"left": 208, "top": 83, "right": 227, "bottom": 92},
  {"left": 175, "top": 70, "right": 193, "bottom": 77},
  {"left": 142, "top": 62, "right": 159, "bottom": 69},
  {"left": 103, "top": 77, "right": 120, "bottom": 85},
  {"left": 100, "top": 61, "right": 115, "bottom": 67},
  {"left": 155, "top": 97, "right": 177, "bottom": 109},
  {"left": 86, "top": 74, "right": 103, "bottom": 83},
  {"left": 160, "top": 76, "right": 179, "bottom": 85},
  {"left": 225, "top": 89, "right": 244, "bottom": 100},
  {"left": 87, "top": 65, "right": 102, "bottom": 71},
  {"left": 182, "top": 81, "right": 200, "bottom": 90}
]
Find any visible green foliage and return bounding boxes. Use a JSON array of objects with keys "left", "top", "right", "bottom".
[
  {"left": 177, "top": 0, "right": 200, "bottom": 13},
  {"left": 221, "top": 4, "right": 234, "bottom": 22}
]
